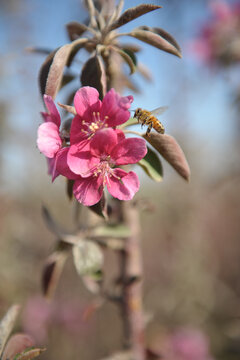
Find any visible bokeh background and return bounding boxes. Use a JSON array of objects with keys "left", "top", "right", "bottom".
[{"left": 1, "top": 0, "right": 240, "bottom": 359}]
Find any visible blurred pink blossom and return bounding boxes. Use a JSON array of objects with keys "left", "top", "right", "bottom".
[{"left": 165, "top": 328, "right": 214, "bottom": 360}]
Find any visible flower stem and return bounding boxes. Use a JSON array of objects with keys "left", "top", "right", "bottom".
[{"left": 120, "top": 202, "right": 146, "bottom": 360}]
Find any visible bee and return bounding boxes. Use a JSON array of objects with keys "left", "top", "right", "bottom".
[{"left": 133, "top": 106, "right": 168, "bottom": 136}]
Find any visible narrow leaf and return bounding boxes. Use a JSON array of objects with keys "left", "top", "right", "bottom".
[
  {"left": 44, "top": 38, "right": 88, "bottom": 99},
  {"left": 121, "top": 44, "right": 142, "bottom": 53},
  {"left": 112, "top": 47, "right": 136, "bottom": 74},
  {"left": 89, "top": 193, "right": 108, "bottom": 219},
  {"left": 38, "top": 49, "right": 58, "bottom": 97},
  {"left": 58, "top": 102, "right": 77, "bottom": 115},
  {"left": 66, "top": 38, "right": 89, "bottom": 67},
  {"left": 81, "top": 54, "right": 107, "bottom": 100},
  {"left": 2, "top": 333, "right": 35, "bottom": 360},
  {"left": 128, "top": 28, "right": 182, "bottom": 58},
  {"left": 143, "top": 133, "right": 190, "bottom": 181},
  {"left": 42, "top": 250, "right": 69, "bottom": 299},
  {"left": 140, "top": 26, "right": 182, "bottom": 53},
  {"left": 66, "top": 21, "right": 88, "bottom": 41},
  {"left": 42, "top": 205, "right": 68, "bottom": 238},
  {"left": 138, "top": 147, "right": 163, "bottom": 182},
  {"left": 66, "top": 179, "right": 74, "bottom": 200},
  {"left": 0, "top": 305, "right": 20, "bottom": 357},
  {"left": 122, "top": 49, "right": 137, "bottom": 66},
  {"left": 109, "top": 4, "right": 162, "bottom": 31},
  {"left": 13, "top": 347, "right": 46, "bottom": 360},
  {"left": 26, "top": 47, "right": 51, "bottom": 56}
]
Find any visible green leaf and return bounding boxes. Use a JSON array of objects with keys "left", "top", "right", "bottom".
[
  {"left": 138, "top": 147, "right": 163, "bottom": 182},
  {"left": 13, "top": 347, "right": 46, "bottom": 360},
  {"left": 143, "top": 133, "right": 190, "bottom": 181}
]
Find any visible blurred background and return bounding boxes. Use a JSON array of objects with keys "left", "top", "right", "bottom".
[{"left": 1, "top": 0, "right": 240, "bottom": 359}]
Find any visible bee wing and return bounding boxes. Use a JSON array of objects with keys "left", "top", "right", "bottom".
[{"left": 151, "top": 106, "right": 168, "bottom": 117}]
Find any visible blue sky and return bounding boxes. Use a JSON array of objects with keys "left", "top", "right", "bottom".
[{"left": 0, "top": 0, "right": 238, "bottom": 192}]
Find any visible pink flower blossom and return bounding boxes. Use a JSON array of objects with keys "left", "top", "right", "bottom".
[
  {"left": 67, "top": 87, "right": 133, "bottom": 171},
  {"left": 190, "top": 1, "right": 240, "bottom": 66},
  {"left": 37, "top": 95, "right": 62, "bottom": 180},
  {"left": 166, "top": 328, "right": 214, "bottom": 360},
  {"left": 70, "top": 86, "right": 133, "bottom": 145},
  {"left": 56, "top": 128, "right": 147, "bottom": 206}
]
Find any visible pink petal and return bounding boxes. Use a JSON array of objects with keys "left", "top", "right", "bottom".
[
  {"left": 37, "top": 122, "right": 62, "bottom": 158},
  {"left": 67, "top": 140, "right": 99, "bottom": 177},
  {"left": 90, "top": 128, "right": 118, "bottom": 158},
  {"left": 74, "top": 87, "right": 101, "bottom": 119},
  {"left": 115, "top": 129, "right": 126, "bottom": 142},
  {"left": 73, "top": 175, "right": 103, "bottom": 206},
  {"left": 55, "top": 148, "right": 80, "bottom": 180},
  {"left": 111, "top": 138, "right": 147, "bottom": 165},
  {"left": 70, "top": 115, "right": 88, "bottom": 144},
  {"left": 210, "top": 1, "right": 231, "bottom": 21},
  {"left": 107, "top": 169, "right": 140, "bottom": 201},
  {"left": 101, "top": 88, "right": 133, "bottom": 127},
  {"left": 43, "top": 95, "right": 61, "bottom": 127}
]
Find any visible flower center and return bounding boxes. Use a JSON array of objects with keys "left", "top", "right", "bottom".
[
  {"left": 81, "top": 112, "right": 109, "bottom": 138},
  {"left": 91, "top": 156, "right": 119, "bottom": 187}
]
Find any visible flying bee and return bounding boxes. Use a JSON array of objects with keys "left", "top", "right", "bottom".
[{"left": 133, "top": 106, "right": 168, "bottom": 136}]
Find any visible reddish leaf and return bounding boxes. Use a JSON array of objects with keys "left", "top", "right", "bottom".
[
  {"left": 140, "top": 26, "right": 181, "bottom": 53},
  {"left": 2, "top": 333, "right": 35, "bottom": 360},
  {"left": 66, "top": 21, "right": 88, "bottom": 41},
  {"left": 38, "top": 49, "right": 58, "bottom": 97},
  {"left": 44, "top": 38, "right": 88, "bottom": 99},
  {"left": 128, "top": 28, "right": 182, "bottom": 58},
  {"left": 81, "top": 54, "right": 107, "bottom": 100},
  {"left": 0, "top": 305, "right": 20, "bottom": 357},
  {"left": 109, "top": 4, "right": 162, "bottom": 31},
  {"left": 143, "top": 133, "right": 190, "bottom": 181}
]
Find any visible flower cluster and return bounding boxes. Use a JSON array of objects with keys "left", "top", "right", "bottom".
[
  {"left": 191, "top": 0, "right": 240, "bottom": 66},
  {"left": 37, "top": 87, "right": 147, "bottom": 206}
]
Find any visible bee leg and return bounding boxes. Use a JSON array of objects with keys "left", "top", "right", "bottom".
[{"left": 146, "top": 123, "right": 153, "bottom": 136}]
